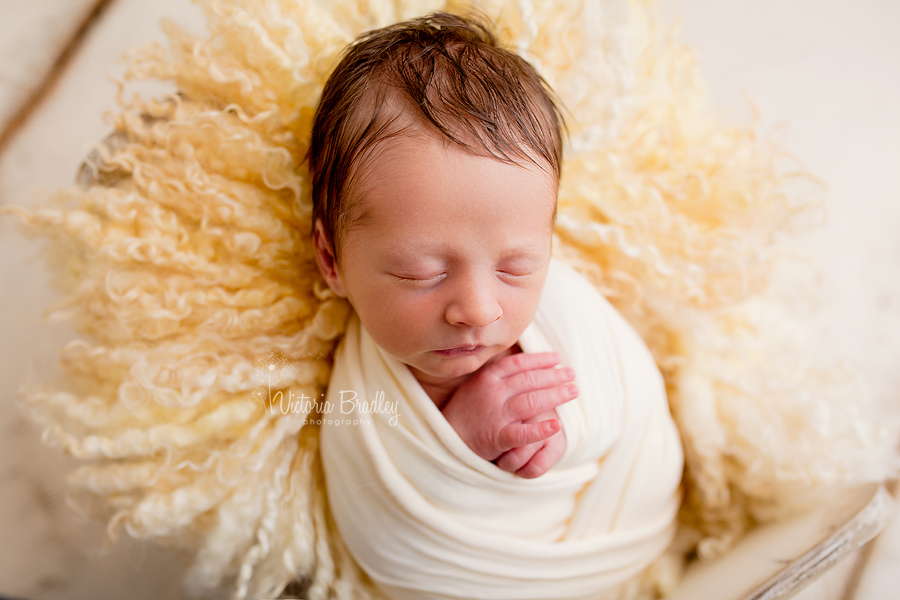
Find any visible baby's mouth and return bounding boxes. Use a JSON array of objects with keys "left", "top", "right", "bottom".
[{"left": 433, "top": 345, "right": 485, "bottom": 357}]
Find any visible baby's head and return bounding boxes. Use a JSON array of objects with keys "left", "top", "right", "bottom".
[{"left": 309, "top": 12, "right": 565, "bottom": 393}]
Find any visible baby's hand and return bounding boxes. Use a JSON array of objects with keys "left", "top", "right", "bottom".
[
  {"left": 440, "top": 352, "right": 577, "bottom": 475},
  {"left": 493, "top": 407, "right": 567, "bottom": 479}
]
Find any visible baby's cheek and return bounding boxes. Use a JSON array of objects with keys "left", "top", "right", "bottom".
[
  {"left": 504, "top": 285, "right": 544, "bottom": 327},
  {"left": 361, "top": 297, "right": 435, "bottom": 351}
]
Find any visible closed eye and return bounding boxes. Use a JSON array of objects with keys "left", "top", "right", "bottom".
[
  {"left": 393, "top": 273, "right": 446, "bottom": 285},
  {"left": 497, "top": 269, "right": 536, "bottom": 279}
]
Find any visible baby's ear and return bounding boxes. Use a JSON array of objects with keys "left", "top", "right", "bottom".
[{"left": 313, "top": 220, "right": 347, "bottom": 297}]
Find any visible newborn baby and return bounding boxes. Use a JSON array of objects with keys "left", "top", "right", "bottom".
[{"left": 311, "top": 12, "right": 683, "bottom": 600}]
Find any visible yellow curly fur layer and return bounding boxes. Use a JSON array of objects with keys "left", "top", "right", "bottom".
[{"left": 1, "top": 0, "right": 894, "bottom": 598}]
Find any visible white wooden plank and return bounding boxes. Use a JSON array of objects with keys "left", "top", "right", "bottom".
[
  {"left": 791, "top": 550, "right": 864, "bottom": 600},
  {"left": 0, "top": 0, "right": 100, "bottom": 134},
  {"left": 0, "top": 0, "right": 205, "bottom": 598},
  {"left": 853, "top": 486, "right": 900, "bottom": 600},
  {"left": 673, "top": 1, "right": 900, "bottom": 598},
  {"left": 1, "top": 0, "right": 898, "bottom": 599}
]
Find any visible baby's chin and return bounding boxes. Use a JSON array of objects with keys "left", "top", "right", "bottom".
[{"left": 413, "top": 355, "right": 489, "bottom": 381}]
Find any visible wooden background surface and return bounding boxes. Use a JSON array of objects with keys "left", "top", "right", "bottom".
[{"left": 0, "top": 1, "right": 897, "bottom": 598}]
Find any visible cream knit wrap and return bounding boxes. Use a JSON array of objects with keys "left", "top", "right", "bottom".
[{"left": 321, "top": 259, "right": 683, "bottom": 600}]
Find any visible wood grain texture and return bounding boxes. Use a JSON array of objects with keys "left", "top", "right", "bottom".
[
  {"left": 0, "top": 0, "right": 107, "bottom": 151},
  {"left": 0, "top": 0, "right": 204, "bottom": 598}
]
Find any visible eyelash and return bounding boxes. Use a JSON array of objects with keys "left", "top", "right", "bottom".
[
  {"left": 396, "top": 273, "right": 445, "bottom": 284},
  {"left": 498, "top": 270, "right": 531, "bottom": 278},
  {"left": 395, "top": 270, "right": 532, "bottom": 284}
]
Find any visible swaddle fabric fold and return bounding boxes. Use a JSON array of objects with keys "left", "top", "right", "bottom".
[{"left": 321, "top": 259, "right": 683, "bottom": 599}]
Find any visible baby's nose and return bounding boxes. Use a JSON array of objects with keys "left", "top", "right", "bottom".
[{"left": 445, "top": 274, "right": 502, "bottom": 328}]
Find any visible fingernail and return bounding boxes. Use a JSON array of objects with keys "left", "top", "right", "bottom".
[
  {"left": 567, "top": 384, "right": 578, "bottom": 397},
  {"left": 563, "top": 368, "right": 574, "bottom": 379},
  {"left": 549, "top": 419, "right": 559, "bottom": 432}
]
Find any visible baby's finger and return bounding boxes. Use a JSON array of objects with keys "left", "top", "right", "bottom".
[
  {"left": 494, "top": 442, "right": 542, "bottom": 474},
  {"left": 506, "top": 384, "right": 578, "bottom": 422},
  {"left": 505, "top": 366, "right": 575, "bottom": 397},
  {"left": 487, "top": 351, "right": 561, "bottom": 379},
  {"left": 497, "top": 418, "right": 559, "bottom": 450},
  {"left": 516, "top": 448, "right": 553, "bottom": 479},
  {"left": 518, "top": 427, "right": 567, "bottom": 479}
]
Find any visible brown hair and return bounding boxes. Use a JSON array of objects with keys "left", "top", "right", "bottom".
[{"left": 307, "top": 11, "right": 566, "bottom": 260}]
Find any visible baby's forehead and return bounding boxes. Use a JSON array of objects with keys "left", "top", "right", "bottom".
[
  {"left": 337, "top": 134, "right": 557, "bottom": 257},
  {"left": 348, "top": 130, "right": 555, "bottom": 208}
]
